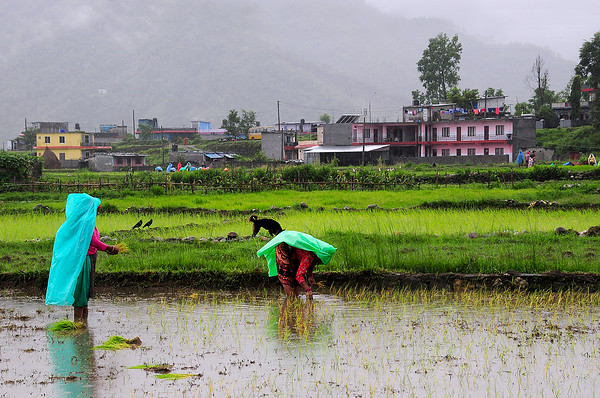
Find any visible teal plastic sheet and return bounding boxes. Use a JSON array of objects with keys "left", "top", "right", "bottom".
[
  {"left": 45, "top": 194, "right": 100, "bottom": 306},
  {"left": 257, "top": 230, "right": 337, "bottom": 277}
]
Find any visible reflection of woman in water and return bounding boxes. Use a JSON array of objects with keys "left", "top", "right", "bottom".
[
  {"left": 47, "top": 328, "right": 96, "bottom": 396},
  {"left": 46, "top": 193, "right": 119, "bottom": 321},
  {"left": 277, "top": 298, "right": 316, "bottom": 338},
  {"left": 257, "top": 230, "right": 336, "bottom": 299}
]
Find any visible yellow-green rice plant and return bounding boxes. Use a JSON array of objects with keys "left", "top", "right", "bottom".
[
  {"left": 93, "top": 335, "right": 142, "bottom": 350},
  {"left": 47, "top": 319, "right": 86, "bottom": 332}
]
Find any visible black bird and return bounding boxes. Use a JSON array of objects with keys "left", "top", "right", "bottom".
[
  {"left": 143, "top": 219, "right": 153, "bottom": 228},
  {"left": 132, "top": 219, "right": 143, "bottom": 230}
]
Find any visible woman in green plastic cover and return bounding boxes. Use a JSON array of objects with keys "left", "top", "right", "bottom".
[
  {"left": 46, "top": 193, "right": 119, "bottom": 321},
  {"left": 257, "top": 230, "right": 336, "bottom": 299}
]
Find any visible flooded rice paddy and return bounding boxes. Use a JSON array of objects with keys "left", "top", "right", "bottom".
[{"left": 1, "top": 290, "right": 600, "bottom": 397}]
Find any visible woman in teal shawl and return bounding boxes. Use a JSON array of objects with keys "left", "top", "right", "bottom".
[
  {"left": 46, "top": 193, "right": 118, "bottom": 320},
  {"left": 257, "top": 230, "right": 336, "bottom": 299}
]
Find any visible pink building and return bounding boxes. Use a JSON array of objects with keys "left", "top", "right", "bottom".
[{"left": 347, "top": 98, "right": 534, "bottom": 163}]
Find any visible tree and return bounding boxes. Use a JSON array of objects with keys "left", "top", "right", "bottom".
[
  {"left": 447, "top": 87, "right": 479, "bottom": 110},
  {"left": 484, "top": 88, "right": 504, "bottom": 97},
  {"left": 569, "top": 75, "right": 582, "bottom": 124},
  {"left": 319, "top": 113, "right": 332, "bottom": 124},
  {"left": 411, "top": 90, "right": 426, "bottom": 105},
  {"left": 239, "top": 110, "right": 257, "bottom": 135},
  {"left": 221, "top": 109, "right": 241, "bottom": 137},
  {"left": 538, "top": 104, "right": 559, "bottom": 128},
  {"left": 417, "top": 33, "right": 462, "bottom": 103},
  {"left": 23, "top": 128, "right": 38, "bottom": 150},
  {"left": 576, "top": 32, "right": 600, "bottom": 128},
  {"left": 525, "top": 55, "right": 552, "bottom": 115},
  {"left": 221, "top": 109, "right": 257, "bottom": 138},
  {"left": 138, "top": 124, "right": 153, "bottom": 141},
  {"left": 514, "top": 102, "right": 532, "bottom": 116}
]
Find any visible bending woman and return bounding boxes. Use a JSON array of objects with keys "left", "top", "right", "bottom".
[
  {"left": 46, "top": 193, "right": 119, "bottom": 321},
  {"left": 257, "top": 230, "right": 336, "bottom": 299}
]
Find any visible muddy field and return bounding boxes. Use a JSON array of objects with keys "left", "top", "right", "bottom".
[
  {"left": 1, "top": 290, "right": 600, "bottom": 397},
  {"left": 3, "top": 269, "right": 600, "bottom": 294}
]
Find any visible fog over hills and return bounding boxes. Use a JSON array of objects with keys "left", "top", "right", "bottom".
[{"left": 0, "top": 0, "right": 576, "bottom": 143}]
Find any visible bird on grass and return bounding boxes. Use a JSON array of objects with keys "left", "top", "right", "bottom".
[
  {"left": 131, "top": 219, "right": 143, "bottom": 230},
  {"left": 143, "top": 219, "right": 153, "bottom": 228}
]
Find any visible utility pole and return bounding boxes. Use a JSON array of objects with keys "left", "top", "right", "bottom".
[
  {"left": 132, "top": 110, "right": 135, "bottom": 140},
  {"left": 277, "top": 100, "right": 283, "bottom": 161},
  {"left": 362, "top": 108, "right": 367, "bottom": 166},
  {"left": 161, "top": 126, "right": 165, "bottom": 165}
]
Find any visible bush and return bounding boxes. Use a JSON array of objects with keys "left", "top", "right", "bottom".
[
  {"left": 150, "top": 185, "right": 164, "bottom": 196},
  {"left": 0, "top": 152, "right": 42, "bottom": 182}
]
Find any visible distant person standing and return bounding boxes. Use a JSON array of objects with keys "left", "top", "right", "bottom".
[
  {"left": 528, "top": 153, "right": 536, "bottom": 168},
  {"left": 516, "top": 150, "right": 524, "bottom": 166},
  {"left": 524, "top": 151, "right": 530, "bottom": 166}
]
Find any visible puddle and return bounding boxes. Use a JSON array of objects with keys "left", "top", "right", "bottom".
[{"left": 1, "top": 292, "right": 599, "bottom": 397}]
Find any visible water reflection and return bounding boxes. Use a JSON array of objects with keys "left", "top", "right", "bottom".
[
  {"left": 3, "top": 292, "right": 600, "bottom": 397},
  {"left": 46, "top": 327, "right": 96, "bottom": 397},
  {"left": 268, "top": 298, "right": 326, "bottom": 341}
]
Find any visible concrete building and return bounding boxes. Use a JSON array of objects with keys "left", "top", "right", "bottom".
[
  {"left": 261, "top": 96, "right": 535, "bottom": 166},
  {"left": 94, "top": 124, "right": 128, "bottom": 146},
  {"left": 88, "top": 153, "right": 147, "bottom": 172},
  {"left": 552, "top": 88, "right": 597, "bottom": 127},
  {"left": 313, "top": 98, "right": 535, "bottom": 165},
  {"left": 33, "top": 122, "right": 111, "bottom": 168}
]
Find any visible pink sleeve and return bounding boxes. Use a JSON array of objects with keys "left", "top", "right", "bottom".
[
  {"left": 295, "top": 248, "right": 316, "bottom": 285},
  {"left": 89, "top": 227, "right": 108, "bottom": 251}
]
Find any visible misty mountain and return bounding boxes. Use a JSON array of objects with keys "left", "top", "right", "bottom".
[{"left": 0, "top": 0, "right": 576, "bottom": 143}]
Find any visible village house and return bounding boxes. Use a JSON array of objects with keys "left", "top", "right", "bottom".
[
  {"left": 136, "top": 118, "right": 212, "bottom": 142},
  {"left": 552, "top": 88, "right": 597, "bottom": 127},
  {"left": 33, "top": 122, "right": 111, "bottom": 168},
  {"left": 87, "top": 152, "right": 147, "bottom": 171},
  {"left": 93, "top": 124, "right": 128, "bottom": 146},
  {"left": 301, "top": 96, "right": 536, "bottom": 166}
]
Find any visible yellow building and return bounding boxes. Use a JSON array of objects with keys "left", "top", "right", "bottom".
[{"left": 34, "top": 130, "right": 111, "bottom": 166}]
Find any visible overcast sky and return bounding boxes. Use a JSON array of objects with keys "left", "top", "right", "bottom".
[{"left": 364, "top": 0, "right": 598, "bottom": 62}]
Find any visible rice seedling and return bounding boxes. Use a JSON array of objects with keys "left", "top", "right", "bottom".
[
  {"left": 126, "top": 363, "right": 173, "bottom": 373},
  {"left": 154, "top": 373, "right": 198, "bottom": 380},
  {"left": 92, "top": 335, "right": 142, "bottom": 350},
  {"left": 115, "top": 242, "right": 129, "bottom": 253},
  {"left": 47, "top": 319, "right": 86, "bottom": 332}
]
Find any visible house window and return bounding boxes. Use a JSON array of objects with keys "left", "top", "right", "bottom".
[
  {"left": 44, "top": 136, "right": 50, "bottom": 144},
  {"left": 352, "top": 128, "right": 357, "bottom": 142},
  {"left": 364, "top": 129, "right": 370, "bottom": 139},
  {"left": 442, "top": 149, "right": 450, "bottom": 156},
  {"left": 59, "top": 136, "right": 65, "bottom": 144},
  {"left": 467, "top": 126, "right": 476, "bottom": 136},
  {"left": 59, "top": 153, "right": 65, "bottom": 160},
  {"left": 442, "top": 127, "right": 450, "bottom": 137},
  {"left": 495, "top": 148, "right": 504, "bottom": 155},
  {"left": 484, "top": 148, "right": 490, "bottom": 155},
  {"left": 115, "top": 158, "right": 122, "bottom": 165},
  {"left": 433, "top": 149, "right": 437, "bottom": 156},
  {"left": 85, "top": 151, "right": 90, "bottom": 158},
  {"left": 495, "top": 125, "right": 504, "bottom": 135},
  {"left": 468, "top": 148, "right": 476, "bottom": 156},
  {"left": 135, "top": 158, "right": 142, "bottom": 165},
  {"left": 456, "top": 148, "right": 461, "bottom": 156}
]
